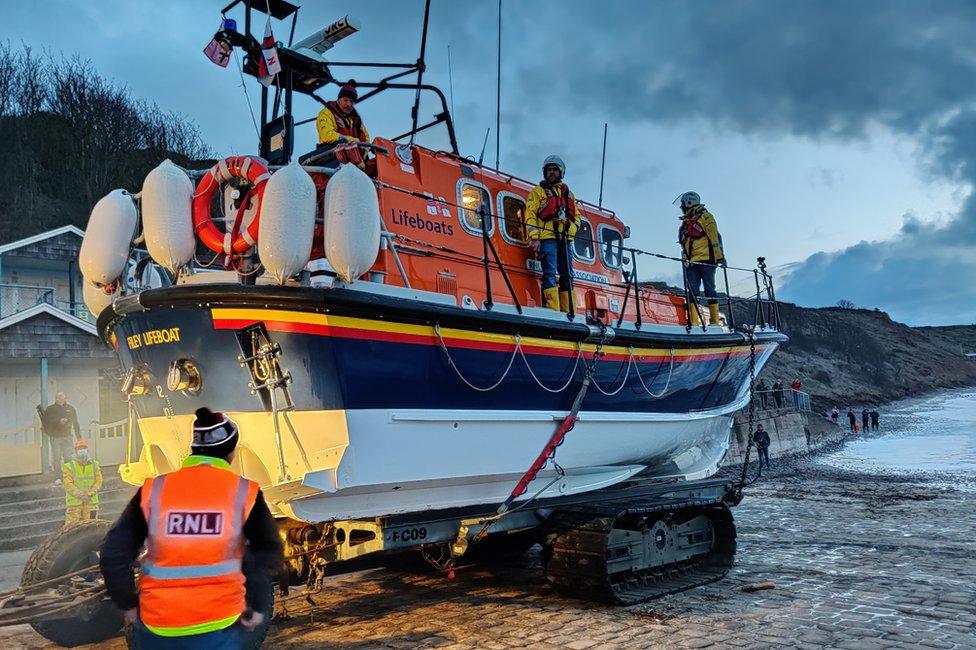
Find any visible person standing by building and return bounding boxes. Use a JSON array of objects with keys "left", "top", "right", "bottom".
[
  {"left": 870, "top": 408, "right": 880, "bottom": 431},
  {"left": 100, "top": 407, "right": 282, "bottom": 648},
  {"left": 526, "top": 155, "right": 581, "bottom": 312},
  {"left": 861, "top": 407, "right": 870, "bottom": 433},
  {"left": 63, "top": 439, "right": 102, "bottom": 526},
  {"left": 847, "top": 408, "right": 857, "bottom": 432},
  {"left": 41, "top": 392, "right": 81, "bottom": 481},
  {"left": 676, "top": 191, "right": 725, "bottom": 327},
  {"left": 753, "top": 424, "right": 771, "bottom": 470}
]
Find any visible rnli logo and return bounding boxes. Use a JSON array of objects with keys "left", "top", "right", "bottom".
[{"left": 166, "top": 511, "right": 224, "bottom": 536}]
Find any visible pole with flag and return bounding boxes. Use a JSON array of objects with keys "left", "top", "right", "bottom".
[{"left": 257, "top": 16, "right": 281, "bottom": 86}]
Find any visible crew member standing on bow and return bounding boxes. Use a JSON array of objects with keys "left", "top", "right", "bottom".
[
  {"left": 677, "top": 191, "right": 726, "bottom": 326},
  {"left": 100, "top": 408, "right": 282, "bottom": 649},
  {"left": 525, "top": 155, "right": 581, "bottom": 312},
  {"left": 315, "top": 80, "right": 370, "bottom": 168}
]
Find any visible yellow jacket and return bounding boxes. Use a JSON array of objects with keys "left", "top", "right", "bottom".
[
  {"left": 525, "top": 182, "right": 581, "bottom": 241},
  {"left": 63, "top": 459, "right": 103, "bottom": 506},
  {"left": 680, "top": 206, "right": 724, "bottom": 263},
  {"left": 316, "top": 104, "right": 370, "bottom": 145}
]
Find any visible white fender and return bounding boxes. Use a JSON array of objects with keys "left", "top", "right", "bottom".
[
  {"left": 323, "top": 164, "right": 380, "bottom": 283},
  {"left": 82, "top": 280, "right": 119, "bottom": 319},
  {"left": 142, "top": 159, "right": 195, "bottom": 274},
  {"left": 258, "top": 161, "right": 316, "bottom": 284},
  {"left": 79, "top": 190, "right": 137, "bottom": 286}
]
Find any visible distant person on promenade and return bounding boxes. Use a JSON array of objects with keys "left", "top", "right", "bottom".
[
  {"left": 772, "top": 379, "right": 785, "bottom": 408},
  {"left": 870, "top": 408, "right": 880, "bottom": 430},
  {"left": 754, "top": 424, "right": 771, "bottom": 469},
  {"left": 831, "top": 406, "right": 839, "bottom": 424},
  {"left": 756, "top": 377, "right": 769, "bottom": 409},
  {"left": 861, "top": 407, "right": 870, "bottom": 433},
  {"left": 847, "top": 408, "right": 857, "bottom": 432},
  {"left": 791, "top": 377, "right": 802, "bottom": 408},
  {"left": 40, "top": 392, "right": 81, "bottom": 482}
]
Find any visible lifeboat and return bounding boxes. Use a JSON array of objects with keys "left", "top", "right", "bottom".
[{"left": 82, "top": 0, "right": 786, "bottom": 569}]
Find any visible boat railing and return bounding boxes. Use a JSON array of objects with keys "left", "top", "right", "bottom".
[{"left": 373, "top": 187, "right": 782, "bottom": 332}]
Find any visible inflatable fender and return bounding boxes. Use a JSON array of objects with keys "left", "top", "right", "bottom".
[
  {"left": 79, "top": 190, "right": 137, "bottom": 286},
  {"left": 142, "top": 159, "right": 195, "bottom": 274},
  {"left": 82, "top": 280, "right": 119, "bottom": 320},
  {"left": 323, "top": 164, "right": 380, "bottom": 283},
  {"left": 259, "top": 161, "right": 316, "bottom": 284}
]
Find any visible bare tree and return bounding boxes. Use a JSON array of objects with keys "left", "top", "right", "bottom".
[
  {"left": 836, "top": 299, "right": 856, "bottom": 309},
  {"left": 0, "top": 43, "right": 212, "bottom": 243}
]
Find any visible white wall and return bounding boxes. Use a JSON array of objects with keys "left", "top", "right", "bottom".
[{"left": 0, "top": 359, "right": 105, "bottom": 435}]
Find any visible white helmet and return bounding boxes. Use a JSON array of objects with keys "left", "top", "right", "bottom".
[
  {"left": 543, "top": 155, "right": 566, "bottom": 178},
  {"left": 675, "top": 191, "right": 701, "bottom": 210}
]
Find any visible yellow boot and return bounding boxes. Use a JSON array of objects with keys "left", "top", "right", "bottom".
[
  {"left": 543, "top": 287, "right": 560, "bottom": 310},
  {"left": 709, "top": 303, "right": 722, "bottom": 326},
  {"left": 688, "top": 302, "right": 702, "bottom": 327},
  {"left": 559, "top": 290, "right": 576, "bottom": 313}
]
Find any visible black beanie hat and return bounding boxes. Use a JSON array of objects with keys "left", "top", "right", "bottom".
[
  {"left": 191, "top": 407, "right": 239, "bottom": 459},
  {"left": 338, "top": 79, "right": 358, "bottom": 101}
]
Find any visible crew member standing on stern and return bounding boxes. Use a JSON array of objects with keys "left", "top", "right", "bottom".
[
  {"left": 677, "top": 191, "right": 725, "bottom": 326},
  {"left": 100, "top": 408, "right": 282, "bottom": 649},
  {"left": 63, "top": 439, "right": 102, "bottom": 526},
  {"left": 316, "top": 80, "right": 370, "bottom": 168},
  {"left": 525, "top": 155, "right": 580, "bottom": 312}
]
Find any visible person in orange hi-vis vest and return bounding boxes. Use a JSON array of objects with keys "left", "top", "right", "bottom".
[{"left": 100, "top": 408, "right": 282, "bottom": 649}]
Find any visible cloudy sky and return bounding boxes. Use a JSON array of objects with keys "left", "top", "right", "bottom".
[{"left": 3, "top": 0, "right": 975, "bottom": 325}]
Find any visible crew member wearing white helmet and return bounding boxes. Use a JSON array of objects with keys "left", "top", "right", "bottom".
[
  {"left": 676, "top": 191, "right": 725, "bottom": 326},
  {"left": 525, "top": 155, "right": 582, "bottom": 312}
]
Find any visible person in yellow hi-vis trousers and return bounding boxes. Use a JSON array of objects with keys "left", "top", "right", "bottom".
[{"left": 63, "top": 439, "right": 102, "bottom": 526}]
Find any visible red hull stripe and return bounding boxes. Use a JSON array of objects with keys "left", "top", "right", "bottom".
[{"left": 212, "top": 316, "right": 762, "bottom": 363}]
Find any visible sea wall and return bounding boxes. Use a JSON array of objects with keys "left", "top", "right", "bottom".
[{"left": 723, "top": 407, "right": 845, "bottom": 466}]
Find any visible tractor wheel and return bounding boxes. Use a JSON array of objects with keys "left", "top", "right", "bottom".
[{"left": 20, "top": 519, "right": 123, "bottom": 647}]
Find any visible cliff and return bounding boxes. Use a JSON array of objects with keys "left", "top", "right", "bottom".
[{"left": 762, "top": 302, "right": 976, "bottom": 410}]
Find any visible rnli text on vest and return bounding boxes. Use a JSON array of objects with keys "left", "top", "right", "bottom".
[{"left": 166, "top": 511, "right": 224, "bottom": 536}]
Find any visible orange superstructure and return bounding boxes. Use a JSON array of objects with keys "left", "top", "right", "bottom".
[{"left": 316, "top": 138, "right": 686, "bottom": 327}]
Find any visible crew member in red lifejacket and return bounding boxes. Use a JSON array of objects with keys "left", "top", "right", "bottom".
[
  {"left": 100, "top": 408, "right": 281, "bottom": 648},
  {"left": 676, "top": 191, "right": 726, "bottom": 326},
  {"left": 526, "top": 155, "right": 581, "bottom": 312},
  {"left": 315, "top": 80, "right": 371, "bottom": 168}
]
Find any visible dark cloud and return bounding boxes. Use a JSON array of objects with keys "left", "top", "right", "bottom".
[{"left": 504, "top": 0, "right": 976, "bottom": 324}]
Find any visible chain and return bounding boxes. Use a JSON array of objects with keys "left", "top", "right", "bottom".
[{"left": 734, "top": 328, "right": 759, "bottom": 500}]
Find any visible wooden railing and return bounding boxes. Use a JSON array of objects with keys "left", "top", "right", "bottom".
[{"left": 0, "top": 417, "right": 132, "bottom": 479}]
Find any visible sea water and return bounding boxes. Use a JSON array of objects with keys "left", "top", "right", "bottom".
[{"left": 824, "top": 387, "right": 976, "bottom": 477}]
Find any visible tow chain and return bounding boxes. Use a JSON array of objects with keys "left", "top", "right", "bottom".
[{"left": 733, "top": 326, "right": 760, "bottom": 502}]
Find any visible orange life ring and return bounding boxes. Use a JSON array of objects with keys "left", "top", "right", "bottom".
[{"left": 192, "top": 156, "right": 270, "bottom": 255}]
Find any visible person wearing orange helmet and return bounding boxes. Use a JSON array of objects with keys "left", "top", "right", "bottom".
[{"left": 63, "top": 438, "right": 102, "bottom": 526}]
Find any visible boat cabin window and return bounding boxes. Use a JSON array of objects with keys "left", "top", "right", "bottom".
[
  {"left": 573, "top": 217, "right": 596, "bottom": 263},
  {"left": 456, "top": 180, "right": 494, "bottom": 236},
  {"left": 498, "top": 192, "right": 527, "bottom": 245},
  {"left": 599, "top": 224, "right": 624, "bottom": 269}
]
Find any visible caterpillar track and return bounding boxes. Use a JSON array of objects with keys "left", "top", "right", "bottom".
[{"left": 543, "top": 495, "right": 736, "bottom": 605}]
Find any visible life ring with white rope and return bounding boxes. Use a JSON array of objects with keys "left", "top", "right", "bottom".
[{"left": 192, "top": 156, "right": 270, "bottom": 255}]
